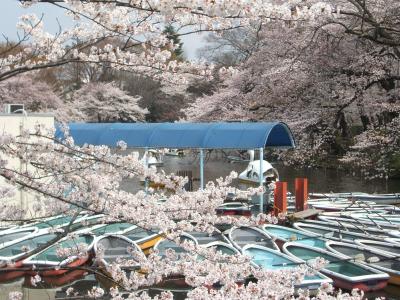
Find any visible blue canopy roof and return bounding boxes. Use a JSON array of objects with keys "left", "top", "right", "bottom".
[{"left": 56, "top": 122, "right": 295, "bottom": 149}]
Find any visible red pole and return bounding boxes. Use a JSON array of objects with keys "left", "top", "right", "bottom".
[
  {"left": 295, "top": 178, "right": 308, "bottom": 212},
  {"left": 274, "top": 181, "right": 287, "bottom": 216}
]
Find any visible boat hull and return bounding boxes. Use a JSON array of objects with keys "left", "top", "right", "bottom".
[
  {"left": 24, "top": 269, "right": 87, "bottom": 288},
  {"left": 215, "top": 208, "right": 252, "bottom": 217},
  {"left": 0, "top": 269, "right": 25, "bottom": 282},
  {"left": 388, "top": 272, "right": 400, "bottom": 286},
  {"left": 329, "top": 274, "right": 387, "bottom": 292},
  {"left": 138, "top": 235, "right": 163, "bottom": 255},
  {"left": 26, "top": 256, "right": 90, "bottom": 276}
]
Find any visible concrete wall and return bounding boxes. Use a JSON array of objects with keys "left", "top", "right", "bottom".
[{"left": 0, "top": 114, "right": 54, "bottom": 219}]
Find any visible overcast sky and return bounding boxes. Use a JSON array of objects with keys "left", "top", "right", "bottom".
[{"left": 0, "top": 0, "right": 205, "bottom": 60}]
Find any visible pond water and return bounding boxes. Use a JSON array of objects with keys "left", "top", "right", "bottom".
[
  {"left": 124, "top": 151, "right": 400, "bottom": 194},
  {"left": 1, "top": 151, "right": 399, "bottom": 300}
]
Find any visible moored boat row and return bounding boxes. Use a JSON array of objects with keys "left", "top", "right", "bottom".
[{"left": 2, "top": 207, "right": 400, "bottom": 294}]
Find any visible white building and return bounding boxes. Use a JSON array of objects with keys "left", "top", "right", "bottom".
[{"left": 0, "top": 110, "right": 54, "bottom": 218}]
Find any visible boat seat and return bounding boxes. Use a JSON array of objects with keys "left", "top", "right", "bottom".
[
  {"left": 104, "top": 254, "right": 129, "bottom": 260},
  {"left": 354, "top": 253, "right": 366, "bottom": 262},
  {"left": 126, "top": 235, "right": 149, "bottom": 241},
  {"left": 366, "top": 256, "right": 380, "bottom": 263},
  {"left": 99, "top": 240, "right": 113, "bottom": 248},
  {"left": 390, "top": 260, "right": 400, "bottom": 270},
  {"left": 234, "top": 236, "right": 260, "bottom": 242},
  {"left": 195, "top": 237, "right": 218, "bottom": 243},
  {"left": 105, "top": 248, "right": 130, "bottom": 255},
  {"left": 251, "top": 241, "right": 276, "bottom": 247}
]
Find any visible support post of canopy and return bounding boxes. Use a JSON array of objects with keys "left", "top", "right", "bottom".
[
  {"left": 199, "top": 149, "right": 204, "bottom": 190},
  {"left": 259, "top": 147, "right": 264, "bottom": 213},
  {"left": 144, "top": 147, "right": 149, "bottom": 195}
]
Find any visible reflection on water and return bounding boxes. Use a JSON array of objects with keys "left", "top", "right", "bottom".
[
  {"left": 1, "top": 273, "right": 399, "bottom": 300},
  {"left": 0, "top": 274, "right": 190, "bottom": 300},
  {"left": 123, "top": 152, "right": 400, "bottom": 194},
  {"left": 0, "top": 274, "right": 96, "bottom": 300},
  {"left": 1, "top": 152, "right": 400, "bottom": 299}
]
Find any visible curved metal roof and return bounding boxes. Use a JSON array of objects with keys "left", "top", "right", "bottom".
[{"left": 56, "top": 122, "right": 295, "bottom": 149}]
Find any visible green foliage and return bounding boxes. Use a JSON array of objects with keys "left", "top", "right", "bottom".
[{"left": 163, "top": 25, "right": 184, "bottom": 60}]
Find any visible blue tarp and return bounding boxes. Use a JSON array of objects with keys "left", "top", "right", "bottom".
[{"left": 56, "top": 122, "right": 295, "bottom": 149}]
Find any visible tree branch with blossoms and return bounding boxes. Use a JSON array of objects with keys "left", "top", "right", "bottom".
[{"left": 0, "top": 125, "right": 364, "bottom": 299}]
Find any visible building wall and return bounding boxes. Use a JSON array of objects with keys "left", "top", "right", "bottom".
[{"left": 0, "top": 114, "right": 54, "bottom": 219}]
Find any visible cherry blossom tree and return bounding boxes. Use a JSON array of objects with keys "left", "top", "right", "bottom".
[
  {"left": 0, "top": 73, "right": 69, "bottom": 120},
  {"left": 184, "top": 2, "right": 400, "bottom": 177},
  {"left": 71, "top": 82, "right": 148, "bottom": 122},
  {"left": 0, "top": 1, "right": 386, "bottom": 299},
  {"left": 0, "top": 0, "right": 336, "bottom": 84}
]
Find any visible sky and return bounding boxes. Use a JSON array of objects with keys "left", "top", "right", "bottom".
[{"left": 0, "top": 0, "right": 206, "bottom": 60}]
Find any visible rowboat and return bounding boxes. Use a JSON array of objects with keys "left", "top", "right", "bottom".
[
  {"left": 154, "top": 233, "right": 198, "bottom": 258},
  {"left": 326, "top": 240, "right": 400, "bottom": 285},
  {"left": 215, "top": 202, "right": 252, "bottom": 217},
  {"left": 153, "top": 233, "right": 198, "bottom": 288},
  {"left": 94, "top": 234, "right": 143, "bottom": 269},
  {"left": 317, "top": 215, "right": 400, "bottom": 231},
  {"left": 198, "top": 242, "right": 240, "bottom": 264},
  {"left": 307, "top": 199, "right": 400, "bottom": 213},
  {"left": 23, "top": 234, "right": 95, "bottom": 276},
  {"left": 309, "top": 192, "right": 369, "bottom": 200},
  {"left": 307, "top": 197, "right": 348, "bottom": 203},
  {"left": 348, "top": 194, "right": 400, "bottom": 205},
  {"left": 308, "top": 202, "right": 394, "bottom": 213},
  {"left": 300, "top": 220, "right": 399, "bottom": 238},
  {"left": 203, "top": 241, "right": 240, "bottom": 255},
  {"left": 352, "top": 213, "right": 400, "bottom": 225},
  {"left": 187, "top": 230, "right": 231, "bottom": 246},
  {"left": 355, "top": 194, "right": 400, "bottom": 205},
  {"left": 283, "top": 242, "right": 389, "bottom": 291},
  {"left": 242, "top": 244, "right": 332, "bottom": 295},
  {"left": 355, "top": 240, "right": 400, "bottom": 256},
  {"left": 88, "top": 223, "right": 136, "bottom": 236},
  {"left": 123, "top": 226, "right": 162, "bottom": 255},
  {"left": 0, "top": 227, "right": 39, "bottom": 248},
  {"left": 228, "top": 226, "right": 279, "bottom": 251},
  {"left": 262, "top": 224, "right": 326, "bottom": 249},
  {"left": 19, "top": 214, "right": 76, "bottom": 230},
  {"left": 0, "top": 225, "right": 16, "bottom": 232},
  {"left": 0, "top": 231, "right": 60, "bottom": 268},
  {"left": 68, "top": 214, "right": 106, "bottom": 232},
  {"left": 18, "top": 213, "right": 103, "bottom": 231},
  {"left": 23, "top": 269, "right": 88, "bottom": 288},
  {"left": 309, "top": 192, "right": 400, "bottom": 205},
  {"left": 293, "top": 222, "right": 383, "bottom": 242},
  {"left": 385, "top": 237, "right": 400, "bottom": 244}
]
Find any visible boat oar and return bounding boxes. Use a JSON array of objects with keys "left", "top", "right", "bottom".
[
  {"left": 346, "top": 211, "right": 383, "bottom": 230},
  {"left": 350, "top": 200, "right": 395, "bottom": 226},
  {"left": 335, "top": 219, "right": 369, "bottom": 236}
]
